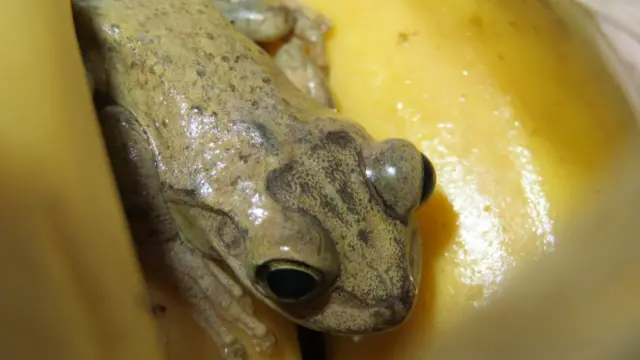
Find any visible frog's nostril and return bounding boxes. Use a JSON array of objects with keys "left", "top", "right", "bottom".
[
  {"left": 375, "top": 299, "right": 414, "bottom": 330},
  {"left": 420, "top": 154, "right": 436, "bottom": 204},
  {"left": 372, "top": 282, "right": 417, "bottom": 331}
]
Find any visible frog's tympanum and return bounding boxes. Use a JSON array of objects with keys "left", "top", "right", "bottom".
[{"left": 72, "top": 0, "right": 436, "bottom": 359}]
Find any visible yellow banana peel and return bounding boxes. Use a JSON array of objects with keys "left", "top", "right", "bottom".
[
  {"left": 1, "top": 1, "right": 638, "bottom": 360},
  {"left": 0, "top": 2, "right": 162, "bottom": 359}
]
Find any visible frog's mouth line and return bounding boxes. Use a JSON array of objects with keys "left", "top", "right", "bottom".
[
  {"left": 293, "top": 285, "right": 415, "bottom": 335},
  {"left": 250, "top": 231, "right": 422, "bottom": 335}
]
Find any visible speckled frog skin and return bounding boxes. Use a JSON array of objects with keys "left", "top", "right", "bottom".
[{"left": 72, "top": 0, "right": 436, "bottom": 358}]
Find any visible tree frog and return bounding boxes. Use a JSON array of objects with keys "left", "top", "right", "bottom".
[{"left": 72, "top": 0, "right": 436, "bottom": 359}]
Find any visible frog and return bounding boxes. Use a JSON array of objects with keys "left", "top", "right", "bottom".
[
  {"left": 213, "top": 0, "right": 335, "bottom": 108},
  {"left": 72, "top": 0, "right": 437, "bottom": 359}
]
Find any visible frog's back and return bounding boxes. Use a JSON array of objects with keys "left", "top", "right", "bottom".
[{"left": 73, "top": 0, "right": 319, "bottom": 147}]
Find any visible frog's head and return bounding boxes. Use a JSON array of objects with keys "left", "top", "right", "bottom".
[
  {"left": 213, "top": 119, "right": 437, "bottom": 335},
  {"left": 185, "top": 116, "right": 435, "bottom": 334}
]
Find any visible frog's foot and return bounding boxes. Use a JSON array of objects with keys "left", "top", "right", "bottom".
[
  {"left": 274, "top": 37, "right": 334, "bottom": 108},
  {"left": 214, "top": 0, "right": 295, "bottom": 43},
  {"left": 274, "top": 0, "right": 334, "bottom": 108},
  {"left": 282, "top": 0, "right": 332, "bottom": 71},
  {"left": 165, "top": 238, "right": 276, "bottom": 360},
  {"left": 213, "top": 0, "right": 334, "bottom": 107}
]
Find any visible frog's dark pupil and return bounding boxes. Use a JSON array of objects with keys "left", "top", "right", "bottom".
[
  {"left": 267, "top": 268, "right": 317, "bottom": 300},
  {"left": 420, "top": 154, "right": 437, "bottom": 203}
]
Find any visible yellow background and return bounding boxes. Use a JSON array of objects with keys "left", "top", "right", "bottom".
[{"left": 0, "top": 1, "right": 634, "bottom": 360}]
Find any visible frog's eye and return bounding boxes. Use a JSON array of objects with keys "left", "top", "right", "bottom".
[
  {"left": 420, "top": 154, "right": 437, "bottom": 203},
  {"left": 255, "top": 259, "right": 323, "bottom": 302},
  {"left": 365, "top": 139, "right": 437, "bottom": 220}
]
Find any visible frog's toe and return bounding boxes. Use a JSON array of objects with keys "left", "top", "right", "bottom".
[
  {"left": 221, "top": 342, "right": 247, "bottom": 360},
  {"left": 220, "top": 4, "right": 295, "bottom": 43},
  {"left": 252, "top": 332, "right": 277, "bottom": 354}
]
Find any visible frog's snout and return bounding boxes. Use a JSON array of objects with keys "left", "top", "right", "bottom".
[
  {"left": 302, "top": 262, "right": 419, "bottom": 335},
  {"left": 373, "top": 282, "right": 418, "bottom": 330}
]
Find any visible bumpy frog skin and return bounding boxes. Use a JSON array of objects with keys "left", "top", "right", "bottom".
[{"left": 72, "top": 0, "right": 436, "bottom": 359}]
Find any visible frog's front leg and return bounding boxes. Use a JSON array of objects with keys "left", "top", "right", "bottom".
[
  {"left": 98, "top": 105, "right": 274, "bottom": 360},
  {"left": 164, "top": 239, "right": 275, "bottom": 359}
]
